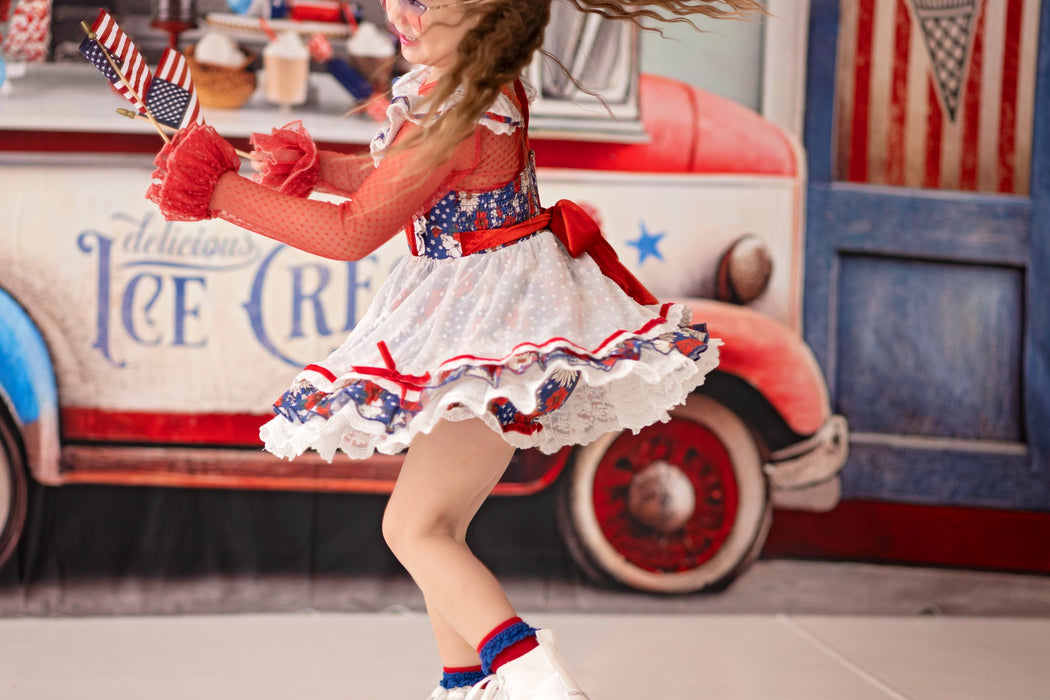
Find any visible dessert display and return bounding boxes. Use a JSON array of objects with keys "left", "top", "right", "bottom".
[
  {"left": 186, "top": 30, "right": 257, "bottom": 109},
  {"left": 262, "top": 30, "right": 310, "bottom": 110}
]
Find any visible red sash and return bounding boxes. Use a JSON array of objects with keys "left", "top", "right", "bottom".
[{"left": 456, "top": 199, "right": 658, "bottom": 306}]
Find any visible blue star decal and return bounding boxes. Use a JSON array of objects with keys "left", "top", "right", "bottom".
[{"left": 627, "top": 223, "right": 666, "bottom": 264}]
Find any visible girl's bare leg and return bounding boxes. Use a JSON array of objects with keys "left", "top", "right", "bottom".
[
  {"left": 383, "top": 417, "right": 518, "bottom": 661},
  {"left": 425, "top": 596, "right": 482, "bottom": 668}
]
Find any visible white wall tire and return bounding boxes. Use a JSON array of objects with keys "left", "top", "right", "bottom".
[
  {"left": 0, "top": 413, "right": 27, "bottom": 572},
  {"left": 559, "top": 394, "right": 771, "bottom": 593}
]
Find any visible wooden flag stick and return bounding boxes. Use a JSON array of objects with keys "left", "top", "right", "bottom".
[
  {"left": 115, "top": 109, "right": 252, "bottom": 159},
  {"left": 81, "top": 20, "right": 170, "bottom": 144},
  {"left": 116, "top": 108, "right": 174, "bottom": 134}
]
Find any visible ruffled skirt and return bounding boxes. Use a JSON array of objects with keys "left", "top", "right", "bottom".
[{"left": 260, "top": 231, "right": 721, "bottom": 460}]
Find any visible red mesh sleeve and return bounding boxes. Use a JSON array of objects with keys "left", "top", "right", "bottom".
[
  {"left": 314, "top": 149, "right": 376, "bottom": 197},
  {"left": 209, "top": 117, "right": 527, "bottom": 261}
]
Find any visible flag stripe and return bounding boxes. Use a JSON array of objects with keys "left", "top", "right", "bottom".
[
  {"left": 997, "top": 0, "right": 1022, "bottom": 194},
  {"left": 887, "top": 0, "right": 912, "bottom": 186},
  {"left": 904, "top": 18, "right": 929, "bottom": 189},
  {"left": 959, "top": 2, "right": 985, "bottom": 191},
  {"left": 849, "top": 0, "right": 877, "bottom": 183},
  {"left": 1014, "top": 0, "right": 1041, "bottom": 194},
  {"left": 868, "top": 0, "right": 896, "bottom": 183},
  {"left": 924, "top": 78, "right": 943, "bottom": 188},
  {"left": 91, "top": 9, "right": 151, "bottom": 112},
  {"left": 977, "top": 1, "right": 1005, "bottom": 193}
]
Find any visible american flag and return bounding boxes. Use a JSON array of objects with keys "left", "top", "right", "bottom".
[
  {"left": 834, "top": 0, "right": 1040, "bottom": 195},
  {"left": 78, "top": 9, "right": 152, "bottom": 114},
  {"left": 145, "top": 48, "right": 203, "bottom": 130}
]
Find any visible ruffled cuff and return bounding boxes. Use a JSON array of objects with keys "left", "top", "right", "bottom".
[
  {"left": 249, "top": 120, "right": 319, "bottom": 198},
  {"left": 147, "top": 123, "right": 242, "bottom": 221}
]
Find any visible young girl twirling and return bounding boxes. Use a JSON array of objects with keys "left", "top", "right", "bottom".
[{"left": 146, "top": 1, "right": 761, "bottom": 697}]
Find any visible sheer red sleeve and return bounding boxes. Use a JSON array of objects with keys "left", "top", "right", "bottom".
[
  {"left": 208, "top": 123, "right": 491, "bottom": 261},
  {"left": 314, "top": 149, "right": 376, "bottom": 197}
]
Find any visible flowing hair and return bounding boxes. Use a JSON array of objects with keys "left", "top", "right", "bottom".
[{"left": 379, "top": 0, "right": 764, "bottom": 197}]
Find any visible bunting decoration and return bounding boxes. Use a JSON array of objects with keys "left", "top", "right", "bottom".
[{"left": 911, "top": 0, "right": 979, "bottom": 121}]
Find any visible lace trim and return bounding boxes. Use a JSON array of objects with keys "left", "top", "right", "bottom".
[
  {"left": 261, "top": 322, "right": 718, "bottom": 460},
  {"left": 371, "top": 68, "right": 535, "bottom": 162}
]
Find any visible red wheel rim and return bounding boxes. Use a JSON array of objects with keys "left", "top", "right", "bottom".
[{"left": 591, "top": 419, "right": 739, "bottom": 574}]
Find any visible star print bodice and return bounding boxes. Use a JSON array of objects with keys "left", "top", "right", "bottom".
[{"left": 412, "top": 155, "right": 542, "bottom": 260}]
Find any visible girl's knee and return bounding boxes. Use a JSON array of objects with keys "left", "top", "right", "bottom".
[
  {"left": 382, "top": 500, "right": 462, "bottom": 561},
  {"left": 381, "top": 500, "right": 410, "bottom": 557}
]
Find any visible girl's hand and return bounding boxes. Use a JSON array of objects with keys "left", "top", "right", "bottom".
[
  {"left": 248, "top": 120, "right": 319, "bottom": 198},
  {"left": 146, "top": 123, "right": 242, "bottom": 222}
]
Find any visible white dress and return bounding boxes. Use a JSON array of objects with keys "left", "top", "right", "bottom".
[{"left": 260, "top": 70, "right": 721, "bottom": 461}]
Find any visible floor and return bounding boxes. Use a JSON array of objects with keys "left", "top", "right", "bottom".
[
  {"left": 2, "top": 610, "right": 1049, "bottom": 699},
  {"left": 4, "top": 485, "right": 1050, "bottom": 698}
]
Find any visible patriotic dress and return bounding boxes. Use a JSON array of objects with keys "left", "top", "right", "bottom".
[{"left": 259, "top": 69, "right": 720, "bottom": 461}]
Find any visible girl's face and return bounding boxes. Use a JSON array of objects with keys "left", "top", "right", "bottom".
[{"left": 382, "top": 0, "right": 481, "bottom": 77}]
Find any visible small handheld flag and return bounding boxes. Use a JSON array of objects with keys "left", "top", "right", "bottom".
[
  {"left": 145, "top": 48, "right": 203, "bottom": 130},
  {"left": 79, "top": 13, "right": 247, "bottom": 157},
  {"left": 78, "top": 9, "right": 152, "bottom": 114}
]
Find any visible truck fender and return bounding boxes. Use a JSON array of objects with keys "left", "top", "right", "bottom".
[
  {"left": 674, "top": 298, "right": 831, "bottom": 439},
  {"left": 0, "top": 287, "right": 60, "bottom": 485}
]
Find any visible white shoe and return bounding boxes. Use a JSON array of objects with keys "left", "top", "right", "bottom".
[{"left": 464, "top": 630, "right": 589, "bottom": 700}]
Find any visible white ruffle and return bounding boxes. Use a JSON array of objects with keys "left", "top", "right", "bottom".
[
  {"left": 260, "top": 231, "right": 721, "bottom": 461},
  {"left": 370, "top": 67, "right": 536, "bottom": 162}
]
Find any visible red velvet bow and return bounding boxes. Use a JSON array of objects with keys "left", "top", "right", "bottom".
[{"left": 546, "top": 200, "right": 658, "bottom": 306}]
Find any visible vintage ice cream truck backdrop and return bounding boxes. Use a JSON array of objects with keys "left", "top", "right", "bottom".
[{"left": 9, "top": 0, "right": 1043, "bottom": 592}]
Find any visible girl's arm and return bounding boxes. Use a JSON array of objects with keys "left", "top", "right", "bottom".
[
  {"left": 146, "top": 121, "right": 486, "bottom": 261},
  {"left": 314, "top": 149, "right": 376, "bottom": 197},
  {"left": 211, "top": 126, "right": 479, "bottom": 261}
]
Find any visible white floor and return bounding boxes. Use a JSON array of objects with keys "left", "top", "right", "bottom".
[{"left": 2, "top": 611, "right": 1048, "bottom": 699}]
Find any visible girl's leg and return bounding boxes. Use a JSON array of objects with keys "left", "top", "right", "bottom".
[
  {"left": 382, "top": 417, "right": 518, "bottom": 653},
  {"left": 425, "top": 596, "right": 482, "bottom": 666}
]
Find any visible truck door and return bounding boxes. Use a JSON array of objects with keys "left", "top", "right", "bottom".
[{"left": 803, "top": 0, "right": 1050, "bottom": 510}]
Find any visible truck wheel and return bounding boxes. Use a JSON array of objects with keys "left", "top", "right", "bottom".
[
  {"left": 558, "top": 394, "right": 771, "bottom": 593},
  {"left": 0, "top": 412, "right": 28, "bottom": 571}
]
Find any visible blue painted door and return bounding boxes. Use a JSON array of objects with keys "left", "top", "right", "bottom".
[{"left": 804, "top": 0, "right": 1050, "bottom": 509}]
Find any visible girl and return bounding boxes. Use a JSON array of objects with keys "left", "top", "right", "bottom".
[{"left": 146, "top": 1, "right": 762, "bottom": 697}]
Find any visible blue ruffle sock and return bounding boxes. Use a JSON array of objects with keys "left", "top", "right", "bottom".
[{"left": 441, "top": 665, "right": 486, "bottom": 689}]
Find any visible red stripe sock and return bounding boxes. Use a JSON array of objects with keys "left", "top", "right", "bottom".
[
  {"left": 491, "top": 636, "right": 539, "bottom": 672},
  {"left": 477, "top": 616, "right": 539, "bottom": 674}
]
